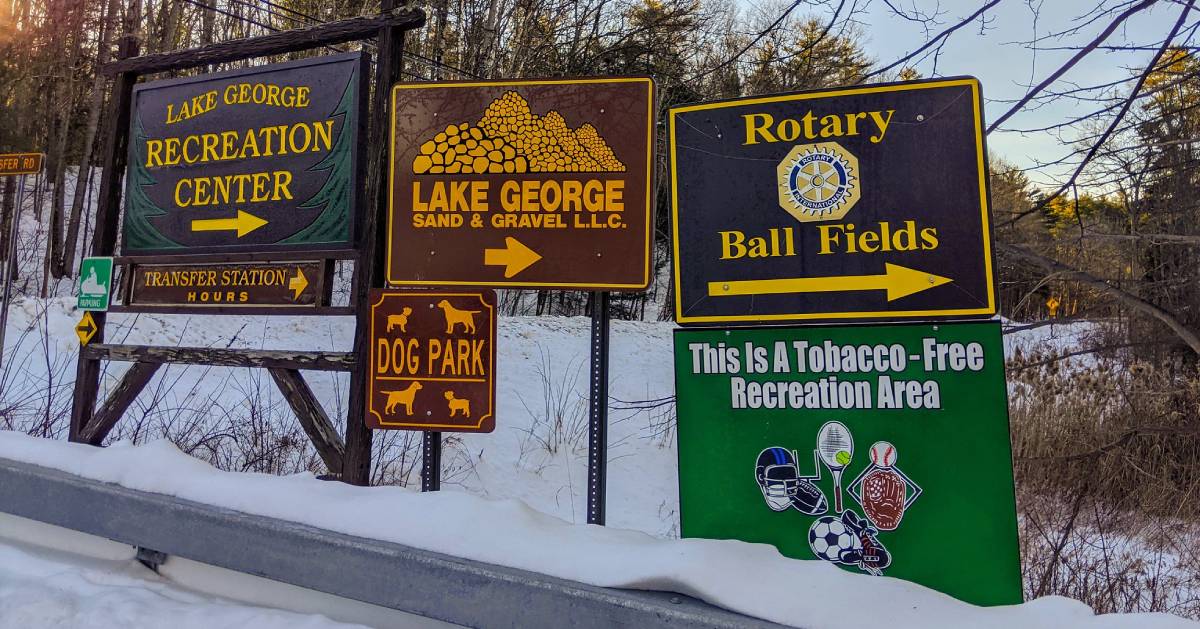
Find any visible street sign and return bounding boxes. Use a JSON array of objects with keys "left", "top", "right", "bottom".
[
  {"left": 669, "top": 77, "right": 996, "bottom": 325},
  {"left": 123, "top": 52, "right": 366, "bottom": 255},
  {"left": 674, "top": 321, "right": 1020, "bottom": 606},
  {"left": 387, "top": 78, "right": 654, "bottom": 289},
  {"left": 367, "top": 289, "right": 497, "bottom": 432},
  {"left": 125, "top": 261, "right": 328, "bottom": 308},
  {"left": 75, "top": 311, "right": 98, "bottom": 345},
  {"left": 77, "top": 257, "right": 113, "bottom": 311},
  {"left": 0, "top": 153, "right": 44, "bottom": 176}
]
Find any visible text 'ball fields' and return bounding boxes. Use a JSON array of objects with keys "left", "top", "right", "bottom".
[
  {"left": 669, "top": 77, "right": 997, "bottom": 325},
  {"left": 387, "top": 78, "right": 654, "bottom": 290},
  {"left": 367, "top": 290, "right": 497, "bottom": 432}
]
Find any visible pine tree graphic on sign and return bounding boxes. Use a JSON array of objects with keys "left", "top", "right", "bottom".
[
  {"left": 282, "top": 68, "right": 357, "bottom": 245},
  {"left": 123, "top": 117, "right": 184, "bottom": 251}
]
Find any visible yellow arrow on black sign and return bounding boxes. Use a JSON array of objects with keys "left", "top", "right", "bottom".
[
  {"left": 190, "top": 210, "right": 268, "bottom": 237},
  {"left": 708, "top": 263, "right": 952, "bottom": 302},
  {"left": 75, "top": 311, "right": 98, "bottom": 346}
]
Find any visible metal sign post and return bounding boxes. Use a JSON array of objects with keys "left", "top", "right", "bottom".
[
  {"left": 587, "top": 291, "right": 610, "bottom": 525},
  {"left": 421, "top": 432, "right": 441, "bottom": 492}
]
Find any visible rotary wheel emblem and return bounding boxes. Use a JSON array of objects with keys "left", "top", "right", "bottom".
[{"left": 776, "top": 141, "right": 860, "bottom": 222}]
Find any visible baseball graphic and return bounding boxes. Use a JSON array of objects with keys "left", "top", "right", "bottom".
[
  {"left": 869, "top": 441, "right": 897, "bottom": 467},
  {"left": 849, "top": 442, "right": 923, "bottom": 532}
]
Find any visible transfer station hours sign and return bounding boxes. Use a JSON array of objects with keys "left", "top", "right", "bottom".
[
  {"left": 669, "top": 77, "right": 997, "bottom": 325},
  {"left": 387, "top": 78, "right": 654, "bottom": 289}
]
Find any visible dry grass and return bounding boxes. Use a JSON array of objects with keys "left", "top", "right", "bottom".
[{"left": 1010, "top": 327, "right": 1200, "bottom": 616}]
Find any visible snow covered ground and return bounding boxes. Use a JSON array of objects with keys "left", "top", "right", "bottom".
[
  {"left": 0, "top": 536, "right": 365, "bottom": 629},
  {"left": 0, "top": 296, "right": 680, "bottom": 534},
  {"left": 0, "top": 291, "right": 1187, "bottom": 627},
  {"left": 2, "top": 431, "right": 1197, "bottom": 629}
]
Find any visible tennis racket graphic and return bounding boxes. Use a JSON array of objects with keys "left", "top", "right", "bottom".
[{"left": 816, "top": 421, "right": 854, "bottom": 513}]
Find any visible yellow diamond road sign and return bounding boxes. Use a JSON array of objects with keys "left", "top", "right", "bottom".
[{"left": 75, "top": 311, "right": 98, "bottom": 346}]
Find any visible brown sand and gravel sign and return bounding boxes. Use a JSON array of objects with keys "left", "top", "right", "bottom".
[{"left": 387, "top": 78, "right": 654, "bottom": 289}]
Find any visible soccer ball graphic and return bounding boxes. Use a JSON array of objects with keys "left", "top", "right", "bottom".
[{"left": 807, "top": 515, "right": 862, "bottom": 562}]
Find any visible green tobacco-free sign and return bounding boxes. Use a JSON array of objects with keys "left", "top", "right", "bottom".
[
  {"left": 674, "top": 321, "right": 1020, "bottom": 605},
  {"left": 76, "top": 257, "right": 113, "bottom": 311}
]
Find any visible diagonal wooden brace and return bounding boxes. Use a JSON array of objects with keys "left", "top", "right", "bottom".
[
  {"left": 268, "top": 368, "right": 345, "bottom": 475},
  {"left": 79, "top": 362, "right": 162, "bottom": 445}
]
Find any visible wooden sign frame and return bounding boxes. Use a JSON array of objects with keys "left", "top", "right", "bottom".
[{"left": 67, "top": 6, "right": 427, "bottom": 487}]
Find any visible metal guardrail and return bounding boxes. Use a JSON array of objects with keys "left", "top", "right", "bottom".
[{"left": 0, "top": 457, "right": 788, "bottom": 629}]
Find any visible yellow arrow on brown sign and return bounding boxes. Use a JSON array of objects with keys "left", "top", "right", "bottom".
[
  {"left": 484, "top": 237, "right": 542, "bottom": 278},
  {"left": 75, "top": 311, "right": 98, "bottom": 346},
  {"left": 288, "top": 267, "right": 308, "bottom": 300}
]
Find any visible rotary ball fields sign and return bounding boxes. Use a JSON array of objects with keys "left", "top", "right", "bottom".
[
  {"left": 123, "top": 52, "right": 366, "bottom": 255},
  {"left": 674, "top": 321, "right": 1021, "bottom": 606},
  {"left": 669, "top": 77, "right": 996, "bottom": 325}
]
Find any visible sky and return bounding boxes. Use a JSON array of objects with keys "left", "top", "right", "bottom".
[{"left": 752, "top": 0, "right": 1187, "bottom": 188}]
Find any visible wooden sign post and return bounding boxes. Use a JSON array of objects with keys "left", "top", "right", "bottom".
[{"left": 68, "top": 9, "right": 426, "bottom": 488}]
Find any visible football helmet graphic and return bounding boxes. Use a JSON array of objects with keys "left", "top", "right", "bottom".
[{"left": 754, "top": 447, "right": 828, "bottom": 515}]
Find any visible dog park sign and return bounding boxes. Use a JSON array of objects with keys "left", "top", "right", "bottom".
[{"left": 366, "top": 289, "right": 497, "bottom": 432}]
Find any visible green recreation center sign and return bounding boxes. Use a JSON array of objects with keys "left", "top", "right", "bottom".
[
  {"left": 122, "top": 53, "right": 366, "bottom": 255},
  {"left": 674, "top": 321, "right": 1021, "bottom": 606}
]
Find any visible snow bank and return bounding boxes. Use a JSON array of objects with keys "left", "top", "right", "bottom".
[
  {"left": 0, "top": 536, "right": 363, "bottom": 629},
  {"left": 0, "top": 432, "right": 1194, "bottom": 629},
  {"left": 0, "top": 297, "right": 679, "bottom": 535}
]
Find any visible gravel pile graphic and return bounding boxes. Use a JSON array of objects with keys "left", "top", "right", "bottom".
[{"left": 412, "top": 91, "right": 625, "bottom": 175}]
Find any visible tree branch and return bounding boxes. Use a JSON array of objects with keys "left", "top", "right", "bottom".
[{"left": 998, "top": 242, "right": 1200, "bottom": 355}]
